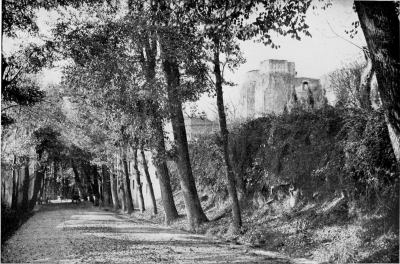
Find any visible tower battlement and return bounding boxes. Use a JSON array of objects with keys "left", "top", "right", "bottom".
[{"left": 259, "top": 59, "right": 296, "bottom": 75}]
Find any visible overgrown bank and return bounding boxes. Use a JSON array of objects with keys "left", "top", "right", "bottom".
[{"left": 149, "top": 106, "right": 399, "bottom": 263}]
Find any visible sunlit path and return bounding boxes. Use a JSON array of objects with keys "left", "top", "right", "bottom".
[{"left": 1, "top": 202, "right": 317, "bottom": 263}]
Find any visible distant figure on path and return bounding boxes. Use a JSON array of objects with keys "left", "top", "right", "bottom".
[{"left": 71, "top": 195, "right": 80, "bottom": 204}]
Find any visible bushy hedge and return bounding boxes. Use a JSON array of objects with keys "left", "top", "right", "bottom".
[
  {"left": 179, "top": 106, "right": 398, "bottom": 213},
  {"left": 339, "top": 108, "right": 398, "bottom": 208},
  {"left": 230, "top": 106, "right": 347, "bottom": 198}
]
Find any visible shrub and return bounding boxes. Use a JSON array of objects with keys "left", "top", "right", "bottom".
[
  {"left": 230, "top": 106, "right": 347, "bottom": 199},
  {"left": 177, "top": 106, "right": 398, "bottom": 215},
  {"left": 339, "top": 108, "right": 399, "bottom": 210},
  {"left": 188, "top": 134, "right": 228, "bottom": 198}
]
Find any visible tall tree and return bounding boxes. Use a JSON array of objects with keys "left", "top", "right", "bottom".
[
  {"left": 152, "top": 117, "right": 179, "bottom": 224},
  {"left": 11, "top": 155, "right": 18, "bottom": 210},
  {"left": 188, "top": 0, "right": 312, "bottom": 232},
  {"left": 29, "top": 165, "right": 44, "bottom": 210},
  {"left": 212, "top": 38, "right": 242, "bottom": 229},
  {"left": 140, "top": 146, "right": 157, "bottom": 215},
  {"left": 137, "top": 26, "right": 178, "bottom": 223},
  {"left": 21, "top": 157, "right": 31, "bottom": 212},
  {"left": 116, "top": 153, "right": 127, "bottom": 212},
  {"left": 354, "top": 1, "right": 400, "bottom": 164},
  {"left": 162, "top": 56, "right": 208, "bottom": 228},
  {"left": 101, "top": 164, "right": 112, "bottom": 206},
  {"left": 156, "top": 1, "right": 210, "bottom": 230},
  {"left": 121, "top": 145, "right": 134, "bottom": 213},
  {"left": 132, "top": 147, "right": 145, "bottom": 213},
  {"left": 92, "top": 165, "right": 100, "bottom": 206},
  {"left": 71, "top": 159, "right": 87, "bottom": 200},
  {"left": 28, "top": 127, "right": 63, "bottom": 209},
  {"left": 109, "top": 166, "right": 120, "bottom": 211},
  {"left": 52, "top": 1, "right": 206, "bottom": 228}
]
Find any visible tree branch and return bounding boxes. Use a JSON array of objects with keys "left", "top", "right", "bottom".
[
  {"left": 326, "top": 21, "right": 363, "bottom": 50},
  {"left": 1, "top": 104, "right": 20, "bottom": 112}
]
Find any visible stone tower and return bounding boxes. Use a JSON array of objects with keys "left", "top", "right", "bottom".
[
  {"left": 240, "top": 59, "right": 326, "bottom": 119},
  {"left": 240, "top": 59, "right": 296, "bottom": 118}
]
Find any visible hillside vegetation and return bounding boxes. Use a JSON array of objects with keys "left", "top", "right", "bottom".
[{"left": 151, "top": 106, "right": 399, "bottom": 263}]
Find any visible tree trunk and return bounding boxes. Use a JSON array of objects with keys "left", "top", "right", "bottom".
[
  {"left": 355, "top": 1, "right": 400, "bottom": 164},
  {"left": 82, "top": 162, "right": 94, "bottom": 202},
  {"left": 141, "top": 30, "right": 178, "bottom": 224},
  {"left": 15, "top": 168, "right": 21, "bottom": 209},
  {"left": 102, "top": 164, "right": 112, "bottom": 207},
  {"left": 39, "top": 172, "right": 45, "bottom": 202},
  {"left": 92, "top": 166, "right": 100, "bottom": 206},
  {"left": 109, "top": 166, "right": 120, "bottom": 211},
  {"left": 386, "top": 116, "right": 400, "bottom": 166},
  {"left": 132, "top": 147, "right": 145, "bottom": 213},
  {"left": 213, "top": 39, "right": 242, "bottom": 231},
  {"left": 359, "top": 48, "right": 374, "bottom": 110},
  {"left": 122, "top": 146, "right": 134, "bottom": 214},
  {"left": 2, "top": 175, "right": 5, "bottom": 204},
  {"left": 21, "top": 158, "right": 30, "bottom": 212},
  {"left": 116, "top": 155, "right": 127, "bottom": 212},
  {"left": 11, "top": 155, "right": 18, "bottom": 210},
  {"left": 153, "top": 117, "right": 179, "bottom": 223},
  {"left": 162, "top": 57, "right": 208, "bottom": 230},
  {"left": 140, "top": 146, "right": 157, "bottom": 215},
  {"left": 52, "top": 160, "right": 58, "bottom": 199},
  {"left": 71, "top": 159, "right": 87, "bottom": 200},
  {"left": 29, "top": 164, "right": 44, "bottom": 210}
]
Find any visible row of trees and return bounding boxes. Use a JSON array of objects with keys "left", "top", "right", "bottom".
[
  {"left": 2, "top": 0, "right": 399, "bottom": 232},
  {"left": 1, "top": 90, "right": 161, "bottom": 216}
]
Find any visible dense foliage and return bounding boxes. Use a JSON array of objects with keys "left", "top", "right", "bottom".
[{"left": 182, "top": 106, "right": 398, "bottom": 212}]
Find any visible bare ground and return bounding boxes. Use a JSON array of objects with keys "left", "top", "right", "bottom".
[{"left": 1, "top": 201, "right": 317, "bottom": 264}]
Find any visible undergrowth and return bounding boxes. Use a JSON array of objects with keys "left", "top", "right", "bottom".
[{"left": 160, "top": 106, "right": 399, "bottom": 263}]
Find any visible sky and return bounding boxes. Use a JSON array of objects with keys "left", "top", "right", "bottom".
[{"left": 198, "top": 0, "right": 367, "bottom": 119}]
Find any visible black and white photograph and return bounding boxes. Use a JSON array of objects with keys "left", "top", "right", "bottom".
[{"left": 1, "top": 0, "right": 399, "bottom": 263}]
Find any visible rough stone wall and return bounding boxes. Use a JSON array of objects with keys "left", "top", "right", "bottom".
[
  {"left": 240, "top": 59, "right": 295, "bottom": 118},
  {"left": 258, "top": 73, "right": 294, "bottom": 115},
  {"left": 287, "top": 77, "right": 326, "bottom": 112},
  {"left": 240, "top": 59, "right": 327, "bottom": 118},
  {"left": 240, "top": 70, "right": 259, "bottom": 118}
]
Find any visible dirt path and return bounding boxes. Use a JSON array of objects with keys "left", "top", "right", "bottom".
[{"left": 1, "top": 201, "right": 317, "bottom": 263}]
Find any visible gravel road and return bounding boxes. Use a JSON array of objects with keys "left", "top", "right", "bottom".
[{"left": 1, "top": 201, "right": 317, "bottom": 263}]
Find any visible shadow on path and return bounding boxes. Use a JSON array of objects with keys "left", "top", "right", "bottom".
[{"left": 2, "top": 201, "right": 317, "bottom": 263}]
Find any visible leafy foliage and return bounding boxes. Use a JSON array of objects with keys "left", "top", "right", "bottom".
[
  {"left": 185, "top": 106, "right": 398, "bottom": 209},
  {"left": 2, "top": 0, "right": 105, "bottom": 127},
  {"left": 190, "top": 135, "right": 228, "bottom": 196},
  {"left": 230, "top": 106, "right": 344, "bottom": 197},
  {"left": 340, "top": 108, "right": 398, "bottom": 206},
  {"left": 324, "top": 59, "right": 367, "bottom": 108},
  {"left": 1, "top": 53, "right": 47, "bottom": 126},
  {"left": 2, "top": 0, "right": 103, "bottom": 37},
  {"left": 2, "top": 73, "right": 45, "bottom": 106}
]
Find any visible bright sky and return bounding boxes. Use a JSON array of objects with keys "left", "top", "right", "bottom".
[{"left": 199, "top": 0, "right": 367, "bottom": 119}]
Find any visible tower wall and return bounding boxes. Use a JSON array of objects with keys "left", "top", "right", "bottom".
[
  {"left": 255, "top": 60, "right": 296, "bottom": 116},
  {"left": 240, "top": 59, "right": 327, "bottom": 119}
]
